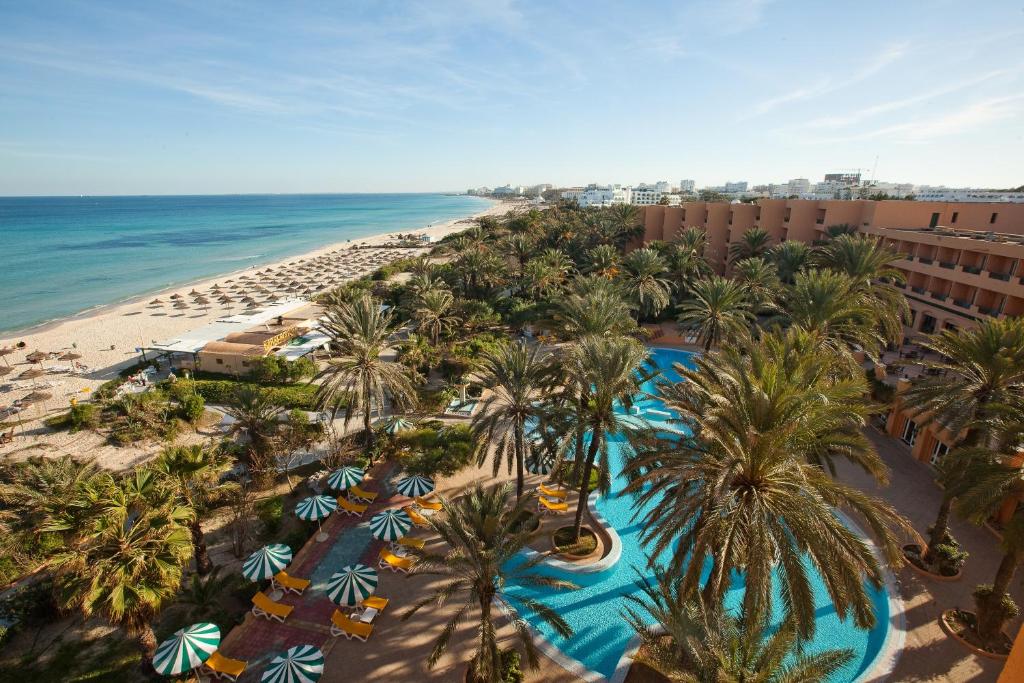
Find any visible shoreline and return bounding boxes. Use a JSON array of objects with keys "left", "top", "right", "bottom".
[{"left": 0, "top": 198, "right": 502, "bottom": 341}]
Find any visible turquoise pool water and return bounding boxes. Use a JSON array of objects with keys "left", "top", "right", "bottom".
[{"left": 505, "top": 347, "right": 892, "bottom": 682}]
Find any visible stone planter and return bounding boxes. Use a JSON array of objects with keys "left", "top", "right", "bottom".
[
  {"left": 939, "top": 609, "right": 1010, "bottom": 661},
  {"left": 902, "top": 544, "right": 961, "bottom": 582},
  {"left": 551, "top": 525, "right": 602, "bottom": 562}
]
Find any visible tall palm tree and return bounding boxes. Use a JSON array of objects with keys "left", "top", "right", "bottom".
[
  {"left": 677, "top": 277, "right": 753, "bottom": 351},
  {"left": 816, "top": 234, "right": 908, "bottom": 324},
  {"left": 403, "top": 484, "right": 574, "bottom": 682},
  {"left": 899, "top": 318, "right": 1024, "bottom": 559},
  {"left": 317, "top": 294, "right": 418, "bottom": 456},
  {"left": 545, "top": 278, "right": 636, "bottom": 340},
  {"left": 49, "top": 476, "right": 193, "bottom": 674},
  {"left": 524, "top": 248, "right": 573, "bottom": 298},
  {"left": 471, "top": 342, "right": 550, "bottom": 499},
  {"left": 621, "top": 247, "right": 673, "bottom": 320},
  {"left": 624, "top": 332, "right": 906, "bottom": 638},
  {"left": 666, "top": 228, "right": 713, "bottom": 301},
  {"left": 727, "top": 227, "right": 772, "bottom": 264},
  {"left": 606, "top": 203, "right": 645, "bottom": 244},
  {"left": 503, "top": 233, "right": 535, "bottom": 275},
  {"left": 222, "top": 385, "right": 281, "bottom": 476},
  {"left": 768, "top": 240, "right": 811, "bottom": 284},
  {"left": 624, "top": 568, "right": 854, "bottom": 682},
  {"left": 731, "top": 256, "right": 780, "bottom": 313},
  {"left": 560, "top": 336, "right": 650, "bottom": 539},
  {"left": 151, "top": 444, "right": 232, "bottom": 575},
  {"left": 586, "top": 244, "right": 621, "bottom": 279},
  {"left": 412, "top": 288, "right": 460, "bottom": 345}
]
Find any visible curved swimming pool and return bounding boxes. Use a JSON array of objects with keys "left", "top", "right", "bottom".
[{"left": 504, "top": 347, "right": 899, "bottom": 682}]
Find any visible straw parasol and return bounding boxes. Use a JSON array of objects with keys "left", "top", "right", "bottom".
[
  {"left": 21, "top": 391, "right": 52, "bottom": 404},
  {"left": 150, "top": 298, "right": 164, "bottom": 305},
  {"left": 170, "top": 293, "right": 182, "bottom": 300},
  {"left": 173, "top": 301, "right": 189, "bottom": 309},
  {"left": 59, "top": 352, "right": 82, "bottom": 361},
  {"left": 295, "top": 495, "right": 337, "bottom": 542},
  {"left": 0, "top": 366, "right": 12, "bottom": 377},
  {"left": 152, "top": 622, "right": 220, "bottom": 677},
  {"left": 242, "top": 544, "right": 293, "bottom": 582},
  {"left": 260, "top": 645, "right": 324, "bottom": 683},
  {"left": 245, "top": 301, "right": 259, "bottom": 309},
  {"left": 326, "top": 466, "right": 364, "bottom": 492},
  {"left": 395, "top": 475, "right": 435, "bottom": 498},
  {"left": 326, "top": 565, "right": 378, "bottom": 607},
  {"left": 369, "top": 509, "right": 412, "bottom": 542},
  {"left": 26, "top": 351, "right": 48, "bottom": 363},
  {"left": 189, "top": 289, "right": 200, "bottom": 295},
  {"left": 18, "top": 368, "right": 44, "bottom": 380}
]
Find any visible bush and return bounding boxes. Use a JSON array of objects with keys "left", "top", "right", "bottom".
[
  {"left": 283, "top": 526, "right": 313, "bottom": 552},
  {"left": 500, "top": 649, "right": 523, "bottom": 683},
  {"left": 257, "top": 496, "right": 285, "bottom": 538},
  {"left": 187, "top": 379, "right": 335, "bottom": 411},
  {"left": 69, "top": 402, "right": 100, "bottom": 431},
  {"left": 248, "top": 356, "right": 317, "bottom": 384},
  {"left": 179, "top": 394, "right": 206, "bottom": 424},
  {"left": 396, "top": 424, "right": 475, "bottom": 477}
]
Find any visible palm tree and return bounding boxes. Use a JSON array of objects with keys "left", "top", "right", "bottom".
[
  {"left": 586, "top": 244, "right": 621, "bottom": 279},
  {"left": 0, "top": 455, "right": 103, "bottom": 545},
  {"left": 606, "top": 203, "right": 644, "bottom": 244},
  {"left": 151, "top": 444, "right": 232, "bottom": 575},
  {"left": 317, "top": 294, "right": 418, "bottom": 457},
  {"left": 624, "top": 567, "right": 854, "bottom": 682},
  {"left": 898, "top": 318, "right": 1024, "bottom": 560},
  {"left": 621, "top": 247, "right": 673, "bottom": 320},
  {"left": 730, "top": 256, "right": 780, "bottom": 313},
  {"left": 727, "top": 227, "right": 772, "bottom": 263},
  {"left": 524, "top": 248, "right": 573, "bottom": 297},
  {"left": 666, "top": 228, "right": 712, "bottom": 300},
  {"left": 816, "top": 234, "right": 908, "bottom": 325},
  {"left": 412, "top": 288, "right": 460, "bottom": 345},
  {"left": 560, "top": 336, "right": 650, "bottom": 539},
  {"left": 49, "top": 476, "right": 193, "bottom": 674},
  {"left": 402, "top": 484, "right": 574, "bottom": 682},
  {"left": 545, "top": 277, "right": 636, "bottom": 340},
  {"left": 768, "top": 240, "right": 811, "bottom": 284},
  {"left": 503, "top": 233, "right": 535, "bottom": 275},
  {"left": 676, "top": 276, "right": 752, "bottom": 351},
  {"left": 624, "top": 332, "right": 906, "bottom": 638},
  {"left": 222, "top": 385, "right": 281, "bottom": 476},
  {"left": 471, "top": 341, "right": 550, "bottom": 499}
]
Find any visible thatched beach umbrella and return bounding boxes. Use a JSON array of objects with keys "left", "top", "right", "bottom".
[
  {"left": 174, "top": 302, "right": 189, "bottom": 310},
  {"left": 59, "top": 352, "right": 82, "bottom": 361},
  {"left": 26, "top": 351, "right": 48, "bottom": 363},
  {"left": 245, "top": 301, "right": 259, "bottom": 309},
  {"left": 170, "top": 293, "right": 182, "bottom": 300},
  {"left": 0, "top": 366, "right": 13, "bottom": 377},
  {"left": 18, "top": 368, "right": 44, "bottom": 380},
  {"left": 0, "top": 347, "right": 15, "bottom": 366},
  {"left": 149, "top": 298, "right": 164, "bottom": 305},
  {"left": 21, "top": 391, "right": 52, "bottom": 404}
]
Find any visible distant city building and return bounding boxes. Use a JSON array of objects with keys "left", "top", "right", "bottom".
[
  {"left": 915, "top": 187, "right": 1024, "bottom": 203},
  {"left": 679, "top": 179, "right": 696, "bottom": 193},
  {"left": 824, "top": 172, "right": 862, "bottom": 185},
  {"left": 787, "top": 178, "right": 811, "bottom": 195},
  {"left": 492, "top": 185, "right": 518, "bottom": 196},
  {"left": 562, "top": 185, "right": 631, "bottom": 207},
  {"left": 724, "top": 181, "right": 748, "bottom": 193},
  {"left": 630, "top": 188, "right": 664, "bottom": 206}
]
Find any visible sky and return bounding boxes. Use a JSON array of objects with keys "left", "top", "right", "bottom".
[{"left": 0, "top": 0, "right": 1022, "bottom": 195}]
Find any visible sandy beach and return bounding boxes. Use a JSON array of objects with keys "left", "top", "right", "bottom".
[{"left": 0, "top": 199, "right": 508, "bottom": 468}]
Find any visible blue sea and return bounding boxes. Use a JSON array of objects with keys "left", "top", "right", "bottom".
[{"left": 0, "top": 193, "right": 494, "bottom": 334}]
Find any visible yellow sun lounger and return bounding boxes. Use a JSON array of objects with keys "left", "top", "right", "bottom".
[
  {"left": 330, "top": 609, "right": 374, "bottom": 641},
  {"left": 251, "top": 591, "right": 294, "bottom": 622},
  {"left": 337, "top": 496, "right": 369, "bottom": 516},
  {"left": 272, "top": 570, "right": 310, "bottom": 595},
  {"left": 414, "top": 496, "right": 443, "bottom": 511},
  {"left": 396, "top": 536, "right": 425, "bottom": 551},
  {"left": 360, "top": 595, "right": 389, "bottom": 612},
  {"left": 379, "top": 548, "right": 415, "bottom": 574},
  {"left": 538, "top": 484, "right": 568, "bottom": 500},
  {"left": 348, "top": 484, "right": 378, "bottom": 503},
  {"left": 538, "top": 496, "right": 568, "bottom": 514},
  {"left": 203, "top": 651, "right": 248, "bottom": 681},
  {"left": 402, "top": 506, "right": 430, "bottom": 527}
]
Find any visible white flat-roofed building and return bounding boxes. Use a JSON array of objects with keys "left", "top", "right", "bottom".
[
  {"left": 679, "top": 179, "right": 696, "bottom": 193},
  {"left": 916, "top": 187, "right": 1024, "bottom": 203}
]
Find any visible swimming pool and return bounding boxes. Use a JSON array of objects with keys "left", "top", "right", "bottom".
[{"left": 504, "top": 347, "right": 899, "bottom": 682}]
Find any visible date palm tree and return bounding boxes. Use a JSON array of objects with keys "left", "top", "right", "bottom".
[
  {"left": 49, "top": 475, "right": 193, "bottom": 675},
  {"left": 586, "top": 243, "right": 622, "bottom": 279},
  {"left": 817, "top": 233, "right": 908, "bottom": 326},
  {"left": 899, "top": 317, "right": 1024, "bottom": 562},
  {"left": 677, "top": 276, "right": 753, "bottom": 351},
  {"left": 728, "top": 227, "right": 772, "bottom": 264},
  {"left": 412, "top": 288, "right": 460, "bottom": 345},
  {"left": 524, "top": 248, "right": 573, "bottom": 297},
  {"left": 545, "top": 276, "right": 636, "bottom": 340},
  {"left": 317, "top": 293, "right": 418, "bottom": 456},
  {"left": 768, "top": 239, "right": 811, "bottom": 284},
  {"left": 151, "top": 443, "right": 232, "bottom": 575},
  {"left": 665, "top": 227, "right": 713, "bottom": 301},
  {"left": 471, "top": 341, "right": 550, "bottom": 499},
  {"left": 222, "top": 385, "right": 281, "bottom": 477},
  {"left": 0, "top": 455, "right": 103, "bottom": 546},
  {"left": 621, "top": 247, "right": 673, "bottom": 320},
  {"left": 731, "top": 256, "right": 780, "bottom": 314},
  {"left": 624, "top": 332, "right": 906, "bottom": 638},
  {"left": 403, "top": 484, "right": 574, "bottom": 682}
]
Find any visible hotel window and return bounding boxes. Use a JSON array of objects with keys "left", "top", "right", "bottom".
[
  {"left": 991, "top": 212, "right": 998, "bottom": 224},
  {"left": 929, "top": 213, "right": 940, "bottom": 228},
  {"left": 930, "top": 441, "right": 949, "bottom": 466},
  {"left": 951, "top": 212, "right": 958, "bottom": 223},
  {"left": 901, "top": 419, "right": 918, "bottom": 446},
  {"left": 215, "top": 358, "right": 224, "bottom": 365}
]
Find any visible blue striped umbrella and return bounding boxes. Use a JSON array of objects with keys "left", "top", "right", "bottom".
[
  {"left": 326, "top": 466, "right": 364, "bottom": 491},
  {"left": 261, "top": 644, "right": 324, "bottom": 683},
  {"left": 395, "top": 475, "right": 435, "bottom": 498},
  {"left": 326, "top": 564, "right": 378, "bottom": 607},
  {"left": 369, "top": 509, "right": 412, "bottom": 542},
  {"left": 242, "top": 544, "right": 293, "bottom": 582},
  {"left": 152, "top": 622, "right": 220, "bottom": 675},
  {"left": 295, "top": 495, "right": 337, "bottom": 522}
]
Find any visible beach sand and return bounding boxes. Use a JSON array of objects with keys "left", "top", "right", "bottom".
[{"left": 0, "top": 200, "right": 509, "bottom": 469}]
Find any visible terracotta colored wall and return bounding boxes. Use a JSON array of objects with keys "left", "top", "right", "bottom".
[{"left": 999, "top": 622, "right": 1024, "bottom": 681}]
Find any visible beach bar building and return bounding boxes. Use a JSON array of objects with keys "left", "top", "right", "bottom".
[{"left": 144, "top": 300, "right": 329, "bottom": 376}]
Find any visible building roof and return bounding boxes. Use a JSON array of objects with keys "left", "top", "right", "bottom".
[
  {"left": 146, "top": 299, "right": 315, "bottom": 354},
  {"left": 200, "top": 341, "right": 264, "bottom": 357}
]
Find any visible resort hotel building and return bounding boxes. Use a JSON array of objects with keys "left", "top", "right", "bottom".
[{"left": 642, "top": 199, "right": 1024, "bottom": 521}]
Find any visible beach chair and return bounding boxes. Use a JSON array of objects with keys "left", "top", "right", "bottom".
[
  {"left": 251, "top": 591, "right": 294, "bottom": 622},
  {"left": 348, "top": 484, "right": 378, "bottom": 503},
  {"left": 337, "top": 496, "right": 368, "bottom": 517},
  {"left": 402, "top": 506, "right": 430, "bottom": 527},
  {"left": 538, "top": 484, "right": 568, "bottom": 500},
  {"left": 360, "top": 595, "right": 389, "bottom": 613},
  {"left": 330, "top": 609, "right": 373, "bottom": 641},
  {"left": 396, "top": 536, "right": 425, "bottom": 551},
  {"left": 272, "top": 570, "right": 310, "bottom": 595},
  {"left": 538, "top": 497, "right": 568, "bottom": 515},
  {"left": 378, "top": 548, "right": 415, "bottom": 574},
  {"left": 414, "top": 496, "right": 443, "bottom": 512},
  {"left": 203, "top": 651, "right": 248, "bottom": 681}
]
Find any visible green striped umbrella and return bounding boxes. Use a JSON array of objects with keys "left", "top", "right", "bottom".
[
  {"left": 383, "top": 417, "right": 414, "bottom": 435},
  {"left": 326, "top": 466, "right": 364, "bottom": 491},
  {"left": 152, "top": 622, "right": 220, "bottom": 676},
  {"left": 369, "top": 509, "right": 412, "bottom": 542},
  {"left": 242, "top": 544, "right": 293, "bottom": 582},
  {"left": 261, "top": 644, "right": 324, "bottom": 683},
  {"left": 295, "top": 495, "right": 337, "bottom": 522},
  {"left": 326, "top": 564, "right": 378, "bottom": 607},
  {"left": 526, "top": 450, "right": 555, "bottom": 475},
  {"left": 395, "top": 475, "right": 434, "bottom": 498}
]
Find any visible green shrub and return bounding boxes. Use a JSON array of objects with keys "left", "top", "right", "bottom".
[
  {"left": 69, "top": 402, "right": 100, "bottom": 431},
  {"left": 179, "top": 394, "right": 206, "bottom": 424},
  {"left": 257, "top": 496, "right": 285, "bottom": 538},
  {"left": 186, "top": 379, "right": 337, "bottom": 411},
  {"left": 500, "top": 649, "right": 523, "bottom": 683},
  {"left": 247, "top": 356, "right": 317, "bottom": 384},
  {"left": 396, "top": 424, "right": 475, "bottom": 477}
]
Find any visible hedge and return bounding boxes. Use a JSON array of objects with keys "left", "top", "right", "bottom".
[{"left": 186, "top": 379, "right": 347, "bottom": 411}]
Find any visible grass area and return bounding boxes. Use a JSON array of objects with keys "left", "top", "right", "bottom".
[
  {"left": 0, "top": 636, "right": 141, "bottom": 683},
  {"left": 552, "top": 525, "right": 598, "bottom": 557}
]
